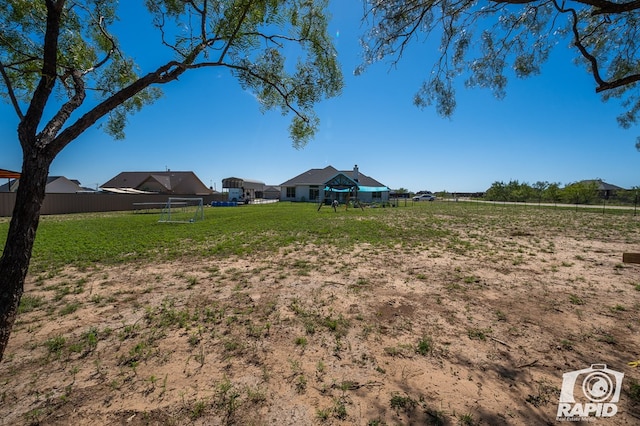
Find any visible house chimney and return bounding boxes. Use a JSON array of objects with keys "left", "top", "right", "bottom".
[{"left": 353, "top": 164, "right": 359, "bottom": 182}]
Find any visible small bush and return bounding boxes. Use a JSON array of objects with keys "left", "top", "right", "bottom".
[
  {"left": 467, "top": 328, "right": 490, "bottom": 340},
  {"left": 44, "top": 335, "right": 66, "bottom": 356},
  {"left": 569, "top": 294, "right": 585, "bottom": 305},
  {"left": 416, "top": 336, "right": 433, "bottom": 355},
  {"left": 60, "top": 301, "right": 81, "bottom": 315},
  {"left": 389, "top": 393, "right": 416, "bottom": 412}
]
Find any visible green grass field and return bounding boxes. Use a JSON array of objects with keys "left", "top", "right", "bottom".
[{"left": 1, "top": 201, "right": 638, "bottom": 272}]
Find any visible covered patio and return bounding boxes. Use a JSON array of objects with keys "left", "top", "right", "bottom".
[
  {"left": 0, "top": 168, "right": 21, "bottom": 192},
  {"left": 318, "top": 172, "right": 389, "bottom": 211}
]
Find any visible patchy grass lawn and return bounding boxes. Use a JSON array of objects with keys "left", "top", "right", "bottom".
[{"left": 1, "top": 202, "right": 639, "bottom": 425}]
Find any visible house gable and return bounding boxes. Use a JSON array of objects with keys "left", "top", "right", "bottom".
[
  {"left": 324, "top": 173, "right": 359, "bottom": 190},
  {"left": 46, "top": 176, "right": 84, "bottom": 193},
  {"left": 2, "top": 175, "right": 83, "bottom": 193},
  {"left": 102, "top": 171, "right": 212, "bottom": 195}
]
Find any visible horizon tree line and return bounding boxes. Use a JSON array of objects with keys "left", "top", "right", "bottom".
[{"left": 481, "top": 180, "right": 638, "bottom": 205}]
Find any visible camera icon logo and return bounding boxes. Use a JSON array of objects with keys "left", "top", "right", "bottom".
[{"left": 557, "top": 364, "right": 624, "bottom": 419}]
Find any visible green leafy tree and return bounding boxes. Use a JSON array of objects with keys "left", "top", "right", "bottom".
[
  {"left": 0, "top": 0, "right": 342, "bottom": 361},
  {"left": 544, "top": 182, "right": 562, "bottom": 205},
  {"left": 617, "top": 186, "right": 640, "bottom": 204},
  {"left": 562, "top": 181, "right": 599, "bottom": 204},
  {"left": 359, "top": 0, "right": 640, "bottom": 148},
  {"left": 532, "top": 181, "right": 549, "bottom": 204},
  {"left": 505, "top": 180, "right": 532, "bottom": 202},
  {"left": 485, "top": 181, "right": 507, "bottom": 201}
]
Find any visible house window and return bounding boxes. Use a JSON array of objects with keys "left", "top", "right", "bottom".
[
  {"left": 372, "top": 191, "right": 382, "bottom": 200},
  {"left": 309, "top": 186, "right": 319, "bottom": 201},
  {"left": 286, "top": 187, "right": 296, "bottom": 198}
]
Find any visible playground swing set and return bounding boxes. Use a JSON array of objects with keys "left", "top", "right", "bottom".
[{"left": 317, "top": 172, "right": 387, "bottom": 212}]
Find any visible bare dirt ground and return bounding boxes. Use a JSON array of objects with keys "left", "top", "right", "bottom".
[{"left": 1, "top": 215, "right": 640, "bottom": 425}]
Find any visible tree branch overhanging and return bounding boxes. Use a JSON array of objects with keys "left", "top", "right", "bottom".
[
  {"left": 551, "top": 0, "right": 640, "bottom": 93},
  {"left": 82, "top": 15, "right": 119, "bottom": 75},
  {"left": 361, "top": 0, "right": 640, "bottom": 136},
  {"left": 224, "top": 62, "right": 310, "bottom": 124},
  {"left": 492, "top": 0, "right": 640, "bottom": 14},
  {"left": 0, "top": 61, "right": 24, "bottom": 119},
  {"left": 52, "top": 59, "right": 187, "bottom": 146},
  {"left": 217, "top": 1, "right": 252, "bottom": 64}
]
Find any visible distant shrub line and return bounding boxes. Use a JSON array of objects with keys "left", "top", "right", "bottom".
[{"left": 474, "top": 180, "right": 638, "bottom": 205}]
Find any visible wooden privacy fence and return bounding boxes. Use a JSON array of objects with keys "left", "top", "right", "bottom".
[{"left": 0, "top": 192, "right": 221, "bottom": 217}]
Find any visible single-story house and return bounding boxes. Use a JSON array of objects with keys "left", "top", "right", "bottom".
[
  {"left": 280, "top": 165, "right": 389, "bottom": 203},
  {"left": 0, "top": 175, "right": 88, "bottom": 193},
  {"left": 101, "top": 171, "right": 212, "bottom": 195}
]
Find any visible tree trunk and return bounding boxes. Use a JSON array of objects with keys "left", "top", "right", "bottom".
[{"left": 0, "top": 149, "right": 52, "bottom": 362}]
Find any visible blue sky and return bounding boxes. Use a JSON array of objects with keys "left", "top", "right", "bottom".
[{"left": 1, "top": 1, "right": 638, "bottom": 193}]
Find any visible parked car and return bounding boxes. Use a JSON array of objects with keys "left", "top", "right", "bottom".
[{"left": 413, "top": 194, "right": 436, "bottom": 202}]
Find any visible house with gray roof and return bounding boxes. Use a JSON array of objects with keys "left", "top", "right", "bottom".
[
  {"left": 101, "top": 171, "right": 212, "bottom": 195},
  {"left": 1, "top": 175, "right": 88, "bottom": 193},
  {"left": 280, "top": 165, "right": 389, "bottom": 203},
  {"left": 579, "top": 179, "right": 626, "bottom": 199}
]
